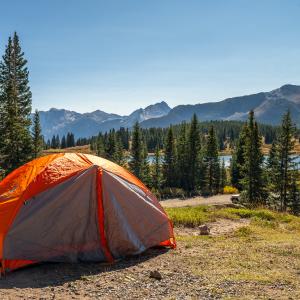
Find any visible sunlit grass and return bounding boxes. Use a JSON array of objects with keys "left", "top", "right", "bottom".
[{"left": 165, "top": 205, "right": 300, "bottom": 230}]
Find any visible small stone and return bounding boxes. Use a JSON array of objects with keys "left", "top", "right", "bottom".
[
  {"left": 198, "top": 224, "right": 210, "bottom": 235},
  {"left": 150, "top": 270, "right": 162, "bottom": 280}
]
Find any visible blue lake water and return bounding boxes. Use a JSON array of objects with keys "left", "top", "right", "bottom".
[{"left": 147, "top": 154, "right": 300, "bottom": 168}]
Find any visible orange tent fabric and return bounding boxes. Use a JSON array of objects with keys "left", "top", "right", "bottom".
[{"left": 0, "top": 153, "right": 175, "bottom": 273}]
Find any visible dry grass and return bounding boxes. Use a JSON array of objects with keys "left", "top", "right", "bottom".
[
  {"left": 168, "top": 206, "right": 300, "bottom": 299},
  {"left": 42, "top": 145, "right": 94, "bottom": 155},
  {"left": 165, "top": 206, "right": 295, "bottom": 227}
]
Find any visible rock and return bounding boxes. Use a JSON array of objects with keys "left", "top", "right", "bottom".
[
  {"left": 198, "top": 224, "right": 210, "bottom": 235},
  {"left": 150, "top": 270, "right": 162, "bottom": 280}
]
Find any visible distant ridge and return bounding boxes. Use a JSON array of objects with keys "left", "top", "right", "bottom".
[
  {"left": 38, "top": 101, "right": 171, "bottom": 139},
  {"left": 37, "top": 85, "right": 300, "bottom": 139}
]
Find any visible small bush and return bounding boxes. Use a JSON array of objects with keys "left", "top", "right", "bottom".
[
  {"left": 223, "top": 186, "right": 239, "bottom": 194},
  {"left": 235, "top": 226, "right": 253, "bottom": 237},
  {"left": 251, "top": 217, "right": 278, "bottom": 229},
  {"left": 165, "top": 206, "right": 211, "bottom": 227},
  {"left": 220, "top": 208, "right": 276, "bottom": 221}
]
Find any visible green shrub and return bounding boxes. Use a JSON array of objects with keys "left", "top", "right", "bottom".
[
  {"left": 165, "top": 206, "right": 211, "bottom": 227},
  {"left": 235, "top": 226, "right": 253, "bottom": 237}
]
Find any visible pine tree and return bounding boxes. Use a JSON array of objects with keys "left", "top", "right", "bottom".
[
  {"left": 187, "top": 114, "right": 201, "bottom": 191},
  {"left": 176, "top": 122, "right": 189, "bottom": 190},
  {"left": 231, "top": 124, "right": 248, "bottom": 190},
  {"left": 290, "top": 169, "right": 300, "bottom": 215},
  {"left": 0, "top": 33, "right": 33, "bottom": 173},
  {"left": 55, "top": 134, "right": 60, "bottom": 149},
  {"left": 241, "top": 111, "right": 264, "bottom": 205},
  {"left": 106, "top": 129, "right": 117, "bottom": 160},
  {"left": 69, "top": 133, "right": 75, "bottom": 147},
  {"left": 96, "top": 133, "right": 106, "bottom": 157},
  {"left": 276, "top": 111, "right": 297, "bottom": 211},
  {"left": 61, "top": 135, "right": 67, "bottom": 149},
  {"left": 163, "top": 126, "right": 177, "bottom": 187},
  {"left": 140, "top": 138, "right": 151, "bottom": 186},
  {"left": 220, "top": 159, "right": 227, "bottom": 193},
  {"left": 51, "top": 135, "right": 56, "bottom": 149},
  {"left": 46, "top": 139, "right": 51, "bottom": 149},
  {"left": 66, "top": 132, "right": 75, "bottom": 148},
  {"left": 203, "top": 126, "right": 220, "bottom": 195},
  {"left": 112, "top": 133, "right": 125, "bottom": 166},
  {"left": 129, "top": 122, "right": 143, "bottom": 178},
  {"left": 266, "top": 141, "right": 281, "bottom": 207},
  {"left": 152, "top": 146, "right": 164, "bottom": 190},
  {"left": 32, "top": 110, "right": 43, "bottom": 158}
]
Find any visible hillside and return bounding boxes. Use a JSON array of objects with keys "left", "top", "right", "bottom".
[
  {"left": 141, "top": 84, "right": 300, "bottom": 128},
  {"left": 39, "top": 102, "right": 171, "bottom": 139},
  {"left": 38, "top": 84, "right": 300, "bottom": 139}
]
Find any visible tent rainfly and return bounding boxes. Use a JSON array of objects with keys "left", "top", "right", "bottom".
[{"left": 0, "top": 153, "right": 175, "bottom": 273}]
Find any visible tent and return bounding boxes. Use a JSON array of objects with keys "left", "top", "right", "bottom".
[{"left": 0, "top": 153, "right": 175, "bottom": 273}]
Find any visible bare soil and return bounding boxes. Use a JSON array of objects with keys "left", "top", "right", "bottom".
[
  {"left": 160, "top": 194, "right": 232, "bottom": 208},
  {"left": 1, "top": 198, "right": 299, "bottom": 299}
]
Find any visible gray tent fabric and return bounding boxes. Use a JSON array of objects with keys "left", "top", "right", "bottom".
[
  {"left": 4, "top": 166, "right": 105, "bottom": 263},
  {"left": 102, "top": 170, "right": 172, "bottom": 258},
  {"left": 3, "top": 165, "right": 172, "bottom": 265}
]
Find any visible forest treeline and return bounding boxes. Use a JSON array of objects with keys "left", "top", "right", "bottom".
[
  {"left": 46, "top": 120, "right": 281, "bottom": 153},
  {"left": 0, "top": 33, "right": 299, "bottom": 215}
]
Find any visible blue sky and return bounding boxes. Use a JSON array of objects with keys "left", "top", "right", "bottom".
[{"left": 1, "top": 0, "right": 300, "bottom": 114}]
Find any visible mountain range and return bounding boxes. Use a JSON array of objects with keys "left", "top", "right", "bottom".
[{"left": 39, "top": 84, "right": 300, "bottom": 139}]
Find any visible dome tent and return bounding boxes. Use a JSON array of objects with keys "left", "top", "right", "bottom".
[{"left": 0, "top": 153, "right": 175, "bottom": 273}]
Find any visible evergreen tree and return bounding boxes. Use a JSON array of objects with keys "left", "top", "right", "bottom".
[
  {"left": 203, "top": 126, "right": 220, "bottom": 195},
  {"left": 69, "top": 133, "right": 75, "bottom": 147},
  {"left": 129, "top": 122, "right": 143, "bottom": 178},
  {"left": 32, "top": 110, "right": 43, "bottom": 158},
  {"left": 241, "top": 111, "right": 264, "bottom": 205},
  {"left": 220, "top": 158, "right": 227, "bottom": 193},
  {"left": 187, "top": 114, "right": 201, "bottom": 191},
  {"left": 231, "top": 124, "right": 248, "bottom": 190},
  {"left": 140, "top": 138, "right": 151, "bottom": 186},
  {"left": 176, "top": 122, "right": 189, "bottom": 190},
  {"left": 119, "top": 127, "right": 129, "bottom": 150},
  {"left": 290, "top": 169, "right": 300, "bottom": 215},
  {"left": 96, "top": 133, "right": 106, "bottom": 157},
  {"left": 266, "top": 141, "right": 281, "bottom": 207},
  {"left": 105, "top": 129, "right": 117, "bottom": 160},
  {"left": 0, "top": 32, "right": 33, "bottom": 172},
  {"left": 163, "top": 126, "right": 177, "bottom": 187},
  {"left": 51, "top": 135, "right": 56, "bottom": 149},
  {"left": 152, "top": 146, "right": 164, "bottom": 190},
  {"left": 46, "top": 139, "right": 51, "bottom": 149},
  {"left": 112, "top": 133, "right": 125, "bottom": 166},
  {"left": 55, "top": 134, "right": 60, "bottom": 149},
  {"left": 66, "top": 132, "right": 75, "bottom": 147},
  {"left": 275, "top": 111, "right": 297, "bottom": 211},
  {"left": 61, "top": 135, "right": 67, "bottom": 149}
]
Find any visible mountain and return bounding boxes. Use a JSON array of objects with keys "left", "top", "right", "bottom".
[
  {"left": 39, "top": 84, "right": 300, "bottom": 139},
  {"left": 39, "top": 101, "right": 171, "bottom": 139},
  {"left": 140, "top": 84, "right": 300, "bottom": 128}
]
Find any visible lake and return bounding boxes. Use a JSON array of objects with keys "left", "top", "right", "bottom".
[{"left": 147, "top": 154, "right": 300, "bottom": 168}]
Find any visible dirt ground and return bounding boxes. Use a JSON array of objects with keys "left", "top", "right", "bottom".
[
  {"left": 1, "top": 217, "right": 299, "bottom": 300},
  {"left": 0, "top": 220, "right": 251, "bottom": 300},
  {"left": 160, "top": 194, "right": 232, "bottom": 208},
  {"left": 1, "top": 196, "right": 299, "bottom": 300}
]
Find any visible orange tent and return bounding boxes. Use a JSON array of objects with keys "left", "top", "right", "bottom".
[{"left": 0, "top": 153, "right": 175, "bottom": 273}]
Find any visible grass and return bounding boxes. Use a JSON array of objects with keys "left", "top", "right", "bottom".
[
  {"left": 165, "top": 205, "right": 300, "bottom": 228},
  {"left": 42, "top": 145, "right": 94, "bottom": 155},
  {"left": 166, "top": 205, "right": 300, "bottom": 298}
]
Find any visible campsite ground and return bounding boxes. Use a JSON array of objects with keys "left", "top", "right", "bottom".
[{"left": 0, "top": 198, "right": 300, "bottom": 299}]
